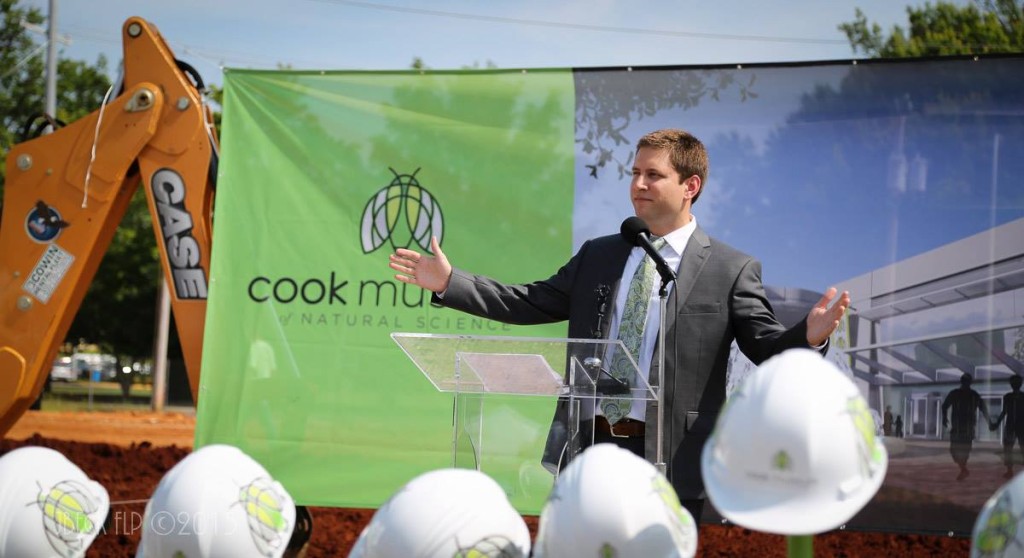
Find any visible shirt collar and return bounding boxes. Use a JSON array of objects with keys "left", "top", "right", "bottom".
[{"left": 657, "top": 216, "right": 698, "bottom": 256}]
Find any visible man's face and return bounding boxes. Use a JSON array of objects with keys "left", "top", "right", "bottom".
[{"left": 630, "top": 146, "right": 695, "bottom": 234}]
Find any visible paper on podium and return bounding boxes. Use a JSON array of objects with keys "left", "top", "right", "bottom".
[
  {"left": 457, "top": 352, "right": 564, "bottom": 396},
  {"left": 391, "top": 332, "right": 655, "bottom": 400}
]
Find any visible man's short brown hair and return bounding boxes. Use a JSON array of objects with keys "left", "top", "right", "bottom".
[{"left": 636, "top": 129, "right": 708, "bottom": 204}]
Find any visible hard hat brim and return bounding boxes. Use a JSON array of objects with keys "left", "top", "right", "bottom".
[{"left": 701, "top": 439, "right": 888, "bottom": 535}]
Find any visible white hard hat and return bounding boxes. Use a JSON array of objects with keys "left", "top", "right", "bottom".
[
  {"left": 136, "top": 444, "right": 297, "bottom": 558},
  {"left": 533, "top": 443, "right": 697, "bottom": 558},
  {"left": 0, "top": 445, "right": 110, "bottom": 558},
  {"left": 701, "top": 348, "right": 887, "bottom": 535},
  {"left": 348, "top": 468, "right": 530, "bottom": 558},
  {"left": 972, "top": 471, "right": 1024, "bottom": 557}
]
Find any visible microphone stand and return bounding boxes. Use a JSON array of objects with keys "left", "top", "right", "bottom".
[{"left": 655, "top": 269, "right": 675, "bottom": 475}]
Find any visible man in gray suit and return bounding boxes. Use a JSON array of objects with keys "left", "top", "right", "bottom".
[{"left": 389, "top": 128, "right": 849, "bottom": 521}]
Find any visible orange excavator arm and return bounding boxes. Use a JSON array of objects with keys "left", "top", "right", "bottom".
[{"left": 0, "top": 17, "right": 216, "bottom": 436}]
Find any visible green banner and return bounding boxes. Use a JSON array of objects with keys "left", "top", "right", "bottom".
[{"left": 196, "top": 68, "right": 576, "bottom": 512}]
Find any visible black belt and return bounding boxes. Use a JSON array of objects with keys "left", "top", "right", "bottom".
[{"left": 595, "top": 415, "right": 645, "bottom": 438}]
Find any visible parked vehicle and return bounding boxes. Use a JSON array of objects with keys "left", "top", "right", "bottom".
[
  {"left": 72, "top": 353, "right": 118, "bottom": 381},
  {"left": 49, "top": 356, "right": 77, "bottom": 382}
]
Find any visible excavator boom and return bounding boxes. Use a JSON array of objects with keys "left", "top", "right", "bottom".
[{"left": 0, "top": 17, "right": 216, "bottom": 435}]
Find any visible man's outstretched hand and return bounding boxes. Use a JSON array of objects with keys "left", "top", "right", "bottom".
[
  {"left": 806, "top": 287, "right": 851, "bottom": 347},
  {"left": 389, "top": 236, "right": 452, "bottom": 294}
]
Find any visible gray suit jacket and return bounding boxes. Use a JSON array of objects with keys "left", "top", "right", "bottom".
[{"left": 435, "top": 224, "right": 815, "bottom": 499}]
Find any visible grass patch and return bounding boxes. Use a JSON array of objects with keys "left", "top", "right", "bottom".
[{"left": 40, "top": 380, "right": 154, "bottom": 412}]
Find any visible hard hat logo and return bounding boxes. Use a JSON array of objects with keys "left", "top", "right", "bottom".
[
  {"left": 652, "top": 473, "right": 698, "bottom": 554},
  {"left": 34, "top": 479, "right": 105, "bottom": 558},
  {"left": 653, "top": 474, "right": 690, "bottom": 526},
  {"left": 360, "top": 168, "right": 445, "bottom": 255},
  {"left": 238, "top": 478, "right": 291, "bottom": 556},
  {"left": 772, "top": 450, "right": 792, "bottom": 472},
  {"left": 453, "top": 534, "right": 528, "bottom": 557},
  {"left": 973, "top": 490, "right": 1018, "bottom": 556},
  {"left": 848, "top": 397, "right": 884, "bottom": 476}
]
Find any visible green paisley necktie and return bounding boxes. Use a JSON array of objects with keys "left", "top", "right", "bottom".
[{"left": 601, "top": 237, "right": 666, "bottom": 425}]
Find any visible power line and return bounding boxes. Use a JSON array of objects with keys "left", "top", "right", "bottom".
[
  {"left": 25, "top": 2, "right": 853, "bottom": 74},
  {"left": 305, "top": 0, "right": 850, "bottom": 45},
  {"left": 57, "top": 24, "right": 322, "bottom": 69},
  {"left": 1, "top": 41, "right": 47, "bottom": 77}
]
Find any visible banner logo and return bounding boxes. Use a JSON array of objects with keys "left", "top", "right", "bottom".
[{"left": 360, "top": 168, "right": 444, "bottom": 255}]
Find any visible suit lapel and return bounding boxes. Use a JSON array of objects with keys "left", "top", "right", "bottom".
[
  {"left": 645, "top": 226, "right": 710, "bottom": 387},
  {"left": 668, "top": 225, "right": 711, "bottom": 313}
]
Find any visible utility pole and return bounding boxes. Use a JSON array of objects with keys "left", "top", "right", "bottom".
[
  {"left": 21, "top": 0, "right": 70, "bottom": 133},
  {"left": 151, "top": 278, "right": 171, "bottom": 412},
  {"left": 44, "top": 0, "right": 57, "bottom": 127}
]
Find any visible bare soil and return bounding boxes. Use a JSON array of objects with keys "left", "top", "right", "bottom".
[{"left": 3, "top": 410, "right": 970, "bottom": 557}]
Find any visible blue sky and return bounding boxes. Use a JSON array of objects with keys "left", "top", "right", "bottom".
[{"left": 22, "top": 0, "right": 968, "bottom": 85}]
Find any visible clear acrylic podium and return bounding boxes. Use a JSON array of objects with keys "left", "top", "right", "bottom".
[{"left": 391, "top": 333, "right": 661, "bottom": 479}]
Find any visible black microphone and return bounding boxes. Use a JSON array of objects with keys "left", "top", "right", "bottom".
[
  {"left": 620, "top": 217, "right": 677, "bottom": 285},
  {"left": 587, "top": 284, "right": 629, "bottom": 394},
  {"left": 591, "top": 284, "right": 610, "bottom": 339}
]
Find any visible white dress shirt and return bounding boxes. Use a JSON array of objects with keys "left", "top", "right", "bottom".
[{"left": 602, "top": 217, "right": 698, "bottom": 421}]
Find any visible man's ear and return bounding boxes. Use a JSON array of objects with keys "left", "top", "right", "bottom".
[{"left": 682, "top": 175, "right": 702, "bottom": 200}]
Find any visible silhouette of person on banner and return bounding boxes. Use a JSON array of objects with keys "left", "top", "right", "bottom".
[
  {"left": 942, "top": 373, "right": 992, "bottom": 481},
  {"left": 388, "top": 128, "right": 849, "bottom": 523},
  {"left": 991, "top": 375, "right": 1024, "bottom": 479},
  {"left": 894, "top": 414, "right": 903, "bottom": 438}
]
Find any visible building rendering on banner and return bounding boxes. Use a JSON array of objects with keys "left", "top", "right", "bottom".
[{"left": 835, "top": 217, "right": 1024, "bottom": 442}]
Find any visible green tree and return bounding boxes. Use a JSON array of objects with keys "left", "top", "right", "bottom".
[
  {"left": 841, "top": 1, "right": 1024, "bottom": 57},
  {"left": 1, "top": 0, "right": 112, "bottom": 198},
  {"left": 1, "top": 0, "right": 45, "bottom": 195},
  {"left": 575, "top": 69, "right": 754, "bottom": 181}
]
